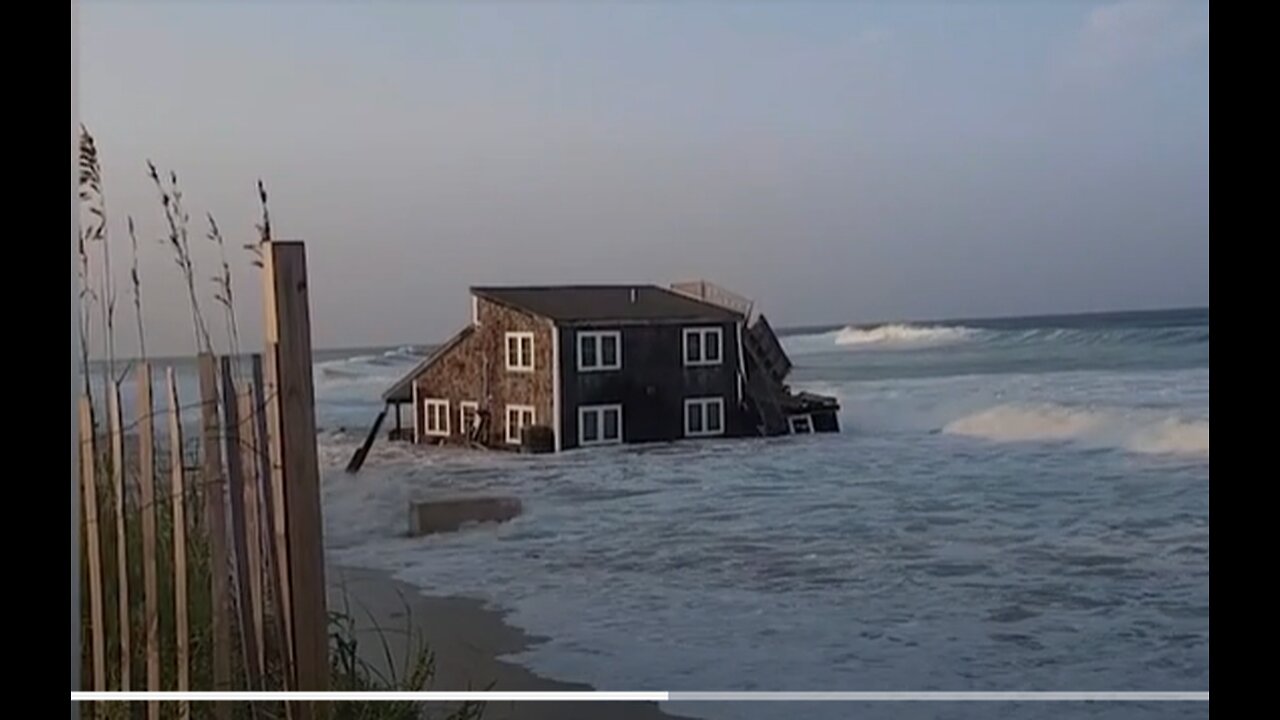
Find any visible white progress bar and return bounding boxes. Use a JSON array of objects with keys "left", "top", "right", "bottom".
[{"left": 71, "top": 691, "right": 1208, "bottom": 702}]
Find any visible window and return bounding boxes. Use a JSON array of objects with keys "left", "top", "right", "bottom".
[
  {"left": 684, "top": 397, "right": 725, "bottom": 438},
  {"left": 577, "top": 331, "right": 622, "bottom": 371},
  {"left": 579, "top": 404, "right": 623, "bottom": 446},
  {"left": 683, "top": 327, "right": 723, "bottom": 366},
  {"left": 506, "top": 404, "right": 536, "bottom": 444},
  {"left": 460, "top": 401, "right": 480, "bottom": 436},
  {"left": 789, "top": 415, "right": 813, "bottom": 434},
  {"left": 423, "top": 399, "right": 450, "bottom": 437},
  {"left": 505, "top": 332, "right": 534, "bottom": 372}
]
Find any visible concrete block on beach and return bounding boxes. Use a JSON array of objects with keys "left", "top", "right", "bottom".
[{"left": 408, "top": 496, "right": 523, "bottom": 536}]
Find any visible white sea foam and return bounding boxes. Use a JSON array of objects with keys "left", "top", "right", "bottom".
[
  {"left": 782, "top": 324, "right": 980, "bottom": 355},
  {"left": 320, "top": 389, "right": 1209, "bottom": 718},
  {"left": 834, "top": 324, "right": 979, "bottom": 348},
  {"left": 942, "top": 403, "right": 1208, "bottom": 458},
  {"left": 1125, "top": 417, "right": 1211, "bottom": 457},
  {"left": 308, "top": 313, "right": 1207, "bottom": 718},
  {"left": 781, "top": 320, "right": 1206, "bottom": 358}
]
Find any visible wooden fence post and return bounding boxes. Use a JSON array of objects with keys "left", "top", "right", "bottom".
[
  {"left": 107, "top": 382, "right": 130, "bottom": 692},
  {"left": 239, "top": 386, "right": 267, "bottom": 676},
  {"left": 222, "top": 356, "right": 263, "bottom": 692},
  {"left": 166, "top": 368, "right": 190, "bottom": 720},
  {"left": 253, "top": 351, "right": 292, "bottom": 694},
  {"left": 263, "top": 241, "right": 329, "bottom": 715},
  {"left": 78, "top": 396, "right": 105, "bottom": 692},
  {"left": 136, "top": 363, "right": 160, "bottom": 720},
  {"left": 198, "top": 353, "right": 232, "bottom": 706},
  {"left": 261, "top": 290, "right": 293, "bottom": 682}
]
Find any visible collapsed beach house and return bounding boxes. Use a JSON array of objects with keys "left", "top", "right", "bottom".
[{"left": 379, "top": 280, "right": 839, "bottom": 453}]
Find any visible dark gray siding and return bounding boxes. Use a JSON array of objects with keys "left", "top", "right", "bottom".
[{"left": 558, "top": 321, "right": 746, "bottom": 450}]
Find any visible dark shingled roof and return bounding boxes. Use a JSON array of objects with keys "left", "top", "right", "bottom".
[{"left": 471, "top": 285, "right": 744, "bottom": 323}]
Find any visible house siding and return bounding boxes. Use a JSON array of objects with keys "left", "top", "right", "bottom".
[
  {"left": 558, "top": 320, "right": 745, "bottom": 450},
  {"left": 411, "top": 332, "right": 482, "bottom": 445},
  {"left": 413, "top": 296, "right": 554, "bottom": 447}
]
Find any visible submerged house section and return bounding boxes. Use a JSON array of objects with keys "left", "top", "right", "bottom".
[
  {"left": 381, "top": 281, "right": 839, "bottom": 452},
  {"left": 670, "top": 281, "right": 841, "bottom": 436}
]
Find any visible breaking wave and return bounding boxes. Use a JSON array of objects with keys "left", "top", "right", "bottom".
[
  {"left": 313, "top": 347, "right": 424, "bottom": 398},
  {"left": 779, "top": 324, "right": 982, "bottom": 356},
  {"left": 781, "top": 317, "right": 1207, "bottom": 359},
  {"left": 834, "top": 324, "right": 979, "bottom": 348},
  {"left": 942, "top": 403, "right": 1209, "bottom": 458}
]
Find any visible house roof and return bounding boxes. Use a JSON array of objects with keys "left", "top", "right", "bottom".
[
  {"left": 471, "top": 285, "right": 744, "bottom": 324},
  {"left": 382, "top": 325, "right": 475, "bottom": 403}
]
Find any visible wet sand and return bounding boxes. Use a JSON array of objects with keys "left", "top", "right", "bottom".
[{"left": 328, "top": 564, "right": 694, "bottom": 720}]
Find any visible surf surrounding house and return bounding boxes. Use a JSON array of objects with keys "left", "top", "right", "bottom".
[{"left": 381, "top": 280, "right": 839, "bottom": 452}]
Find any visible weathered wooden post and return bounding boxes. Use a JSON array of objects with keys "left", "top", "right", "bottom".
[
  {"left": 78, "top": 396, "right": 105, "bottom": 692},
  {"left": 136, "top": 363, "right": 160, "bottom": 720},
  {"left": 262, "top": 241, "right": 329, "bottom": 716},
  {"left": 262, "top": 330, "right": 294, "bottom": 682},
  {"left": 238, "top": 386, "right": 267, "bottom": 677},
  {"left": 251, "top": 352, "right": 289, "bottom": 682},
  {"left": 166, "top": 368, "right": 190, "bottom": 720},
  {"left": 222, "top": 356, "right": 263, "bottom": 691},
  {"left": 107, "top": 382, "right": 130, "bottom": 692},
  {"left": 197, "top": 353, "right": 232, "bottom": 708}
]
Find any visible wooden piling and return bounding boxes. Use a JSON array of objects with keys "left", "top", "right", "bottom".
[{"left": 346, "top": 408, "right": 386, "bottom": 473}]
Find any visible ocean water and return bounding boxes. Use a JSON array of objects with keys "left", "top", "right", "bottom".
[{"left": 118, "top": 308, "right": 1210, "bottom": 719}]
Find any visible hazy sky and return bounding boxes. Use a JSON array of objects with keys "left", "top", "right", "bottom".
[{"left": 76, "top": 0, "right": 1208, "bottom": 356}]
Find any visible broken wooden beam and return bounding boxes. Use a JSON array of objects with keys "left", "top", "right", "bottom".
[{"left": 346, "top": 408, "right": 387, "bottom": 474}]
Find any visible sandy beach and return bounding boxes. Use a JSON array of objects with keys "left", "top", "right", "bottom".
[{"left": 327, "top": 564, "right": 692, "bottom": 720}]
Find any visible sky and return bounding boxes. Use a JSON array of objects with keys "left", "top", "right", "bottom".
[{"left": 75, "top": 0, "right": 1209, "bottom": 356}]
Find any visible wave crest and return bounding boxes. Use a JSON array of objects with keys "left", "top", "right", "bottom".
[
  {"left": 781, "top": 316, "right": 1207, "bottom": 358},
  {"left": 942, "top": 403, "right": 1208, "bottom": 458},
  {"left": 834, "top": 324, "right": 978, "bottom": 348}
]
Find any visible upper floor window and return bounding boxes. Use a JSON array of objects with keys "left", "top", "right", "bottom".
[
  {"left": 578, "top": 330, "right": 622, "bottom": 372},
  {"left": 505, "top": 332, "right": 534, "bottom": 372},
  {"left": 683, "top": 327, "right": 723, "bottom": 367}
]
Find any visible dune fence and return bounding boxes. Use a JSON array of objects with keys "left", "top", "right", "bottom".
[{"left": 77, "top": 242, "right": 328, "bottom": 720}]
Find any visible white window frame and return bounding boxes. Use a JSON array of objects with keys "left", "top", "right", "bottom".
[
  {"left": 459, "top": 401, "right": 480, "bottom": 436},
  {"left": 576, "top": 330, "right": 623, "bottom": 372},
  {"left": 423, "top": 398, "right": 450, "bottom": 437},
  {"left": 683, "top": 326, "right": 724, "bottom": 367},
  {"left": 505, "top": 331, "right": 535, "bottom": 372},
  {"left": 506, "top": 404, "right": 536, "bottom": 445},
  {"left": 578, "top": 404, "right": 623, "bottom": 446},
  {"left": 789, "top": 414, "right": 814, "bottom": 434},
  {"left": 684, "top": 396, "right": 725, "bottom": 438}
]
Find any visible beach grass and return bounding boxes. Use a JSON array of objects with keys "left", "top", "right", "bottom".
[{"left": 80, "top": 442, "right": 487, "bottom": 720}]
